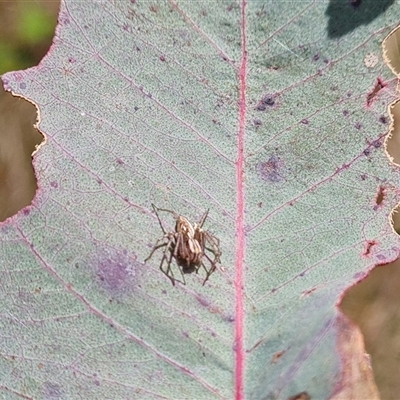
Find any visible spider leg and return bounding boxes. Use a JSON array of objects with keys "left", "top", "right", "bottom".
[
  {"left": 201, "top": 252, "right": 217, "bottom": 285},
  {"left": 205, "top": 246, "right": 221, "bottom": 263},
  {"left": 157, "top": 237, "right": 180, "bottom": 286},
  {"left": 204, "top": 233, "right": 221, "bottom": 262},
  {"left": 153, "top": 204, "right": 179, "bottom": 220},
  {"left": 204, "top": 231, "right": 220, "bottom": 248},
  {"left": 198, "top": 209, "right": 209, "bottom": 228},
  {"left": 144, "top": 238, "right": 167, "bottom": 262},
  {"left": 151, "top": 204, "right": 169, "bottom": 235},
  {"left": 173, "top": 234, "right": 187, "bottom": 284}
]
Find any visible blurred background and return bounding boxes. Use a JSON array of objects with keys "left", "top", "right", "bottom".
[
  {"left": 0, "top": 1, "right": 399, "bottom": 398},
  {"left": 0, "top": 0, "right": 59, "bottom": 74}
]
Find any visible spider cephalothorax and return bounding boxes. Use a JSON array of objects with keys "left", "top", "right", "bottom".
[{"left": 145, "top": 204, "right": 221, "bottom": 285}]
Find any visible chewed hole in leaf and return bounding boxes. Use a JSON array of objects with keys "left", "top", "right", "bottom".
[
  {"left": 0, "top": 1, "right": 58, "bottom": 222},
  {"left": 341, "top": 259, "right": 400, "bottom": 399},
  {"left": 0, "top": 86, "right": 43, "bottom": 222},
  {"left": 366, "top": 78, "right": 386, "bottom": 107},
  {"left": 386, "top": 100, "right": 400, "bottom": 165},
  {"left": 375, "top": 186, "right": 385, "bottom": 207},
  {"left": 391, "top": 205, "right": 400, "bottom": 236}
]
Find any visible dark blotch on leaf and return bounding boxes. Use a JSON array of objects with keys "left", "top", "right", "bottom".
[
  {"left": 379, "top": 115, "right": 388, "bottom": 124},
  {"left": 256, "top": 93, "right": 277, "bottom": 111},
  {"left": 372, "top": 139, "right": 382, "bottom": 148},
  {"left": 256, "top": 155, "right": 285, "bottom": 183},
  {"left": 262, "top": 94, "right": 275, "bottom": 106}
]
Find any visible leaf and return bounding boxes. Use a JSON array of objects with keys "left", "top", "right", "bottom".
[{"left": 1, "top": 1, "right": 400, "bottom": 399}]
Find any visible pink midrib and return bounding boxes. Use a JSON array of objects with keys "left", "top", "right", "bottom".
[{"left": 235, "top": 1, "right": 247, "bottom": 399}]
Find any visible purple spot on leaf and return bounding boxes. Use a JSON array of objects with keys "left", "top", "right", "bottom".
[
  {"left": 379, "top": 115, "right": 388, "bottom": 124},
  {"left": 19, "top": 82, "right": 26, "bottom": 90},
  {"left": 42, "top": 382, "right": 63, "bottom": 400},
  {"left": 225, "top": 315, "right": 235, "bottom": 323},
  {"left": 256, "top": 155, "right": 285, "bottom": 183},
  {"left": 195, "top": 294, "right": 210, "bottom": 308},
  {"left": 372, "top": 139, "right": 382, "bottom": 148},
  {"left": 93, "top": 247, "right": 142, "bottom": 296},
  {"left": 50, "top": 181, "right": 58, "bottom": 188}
]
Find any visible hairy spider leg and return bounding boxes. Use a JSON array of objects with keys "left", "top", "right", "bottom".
[
  {"left": 145, "top": 235, "right": 184, "bottom": 285},
  {"left": 197, "top": 209, "right": 210, "bottom": 228},
  {"left": 164, "top": 233, "right": 186, "bottom": 284},
  {"left": 144, "top": 237, "right": 168, "bottom": 262},
  {"left": 160, "top": 237, "right": 178, "bottom": 286},
  {"left": 151, "top": 203, "right": 171, "bottom": 235},
  {"left": 204, "top": 233, "right": 221, "bottom": 262},
  {"left": 200, "top": 253, "right": 218, "bottom": 285},
  {"left": 152, "top": 203, "right": 179, "bottom": 220},
  {"left": 172, "top": 234, "right": 189, "bottom": 280}
]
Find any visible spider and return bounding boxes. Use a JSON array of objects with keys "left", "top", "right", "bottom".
[{"left": 145, "top": 204, "right": 221, "bottom": 286}]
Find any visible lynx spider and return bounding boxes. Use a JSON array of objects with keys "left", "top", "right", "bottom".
[{"left": 145, "top": 204, "right": 221, "bottom": 285}]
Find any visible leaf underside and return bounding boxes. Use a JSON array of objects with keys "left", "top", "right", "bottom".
[{"left": 1, "top": 1, "right": 400, "bottom": 399}]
